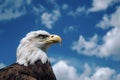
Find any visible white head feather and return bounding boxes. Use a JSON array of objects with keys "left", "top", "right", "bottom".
[{"left": 16, "top": 30, "right": 54, "bottom": 66}]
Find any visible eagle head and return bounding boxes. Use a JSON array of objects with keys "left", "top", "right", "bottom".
[{"left": 16, "top": 30, "right": 62, "bottom": 66}]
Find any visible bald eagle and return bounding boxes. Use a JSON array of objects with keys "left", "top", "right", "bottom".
[{"left": 0, "top": 30, "right": 62, "bottom": 80}]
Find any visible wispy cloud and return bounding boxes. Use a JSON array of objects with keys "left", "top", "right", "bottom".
[
  {"left": 0, "top": 0, "right": 31, "bottom": 21},
  {"left": 53, "top": 60, "right": 120, "bottom": 80},
  {"left": 0, "top": 0, "right": 61, "bottom": 29},
  {"left": 49, "top": 57, "right": 57, "bottom": 63},
  {"left": 68, "top": 6, "right": 86, "bottom": 17},
  {"left": 64, "top": 26, "right": 78, "bottom": 34},
  {"left": 33, "top": 4, "right": 46, "bottom": 15},
  {"left": 41, "top": 9, "right": 61, "bottom": 29},
  {"left": 62, "top": 4, "right": 69, "bottom": 10}
]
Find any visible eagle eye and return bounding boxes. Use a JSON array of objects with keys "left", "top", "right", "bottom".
[{"left": 36, "top": 34, "right": 49, "bottom": 39}]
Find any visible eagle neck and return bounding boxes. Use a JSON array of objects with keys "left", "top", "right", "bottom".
[{"left": 16, "top": 43, "right": 48, "bottom": 66}]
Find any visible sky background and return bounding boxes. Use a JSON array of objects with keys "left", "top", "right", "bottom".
[{"left": 0, "top": 0, "right": 120, "bottom": 80}]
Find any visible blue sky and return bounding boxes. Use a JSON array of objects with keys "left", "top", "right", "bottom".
[{"left": 0, "top": 0, "right": 120, "bottom": 80}]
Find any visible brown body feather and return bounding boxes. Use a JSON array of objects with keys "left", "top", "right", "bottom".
[{"left": 0, "top": 60, "right": 56, "bottom": 80}]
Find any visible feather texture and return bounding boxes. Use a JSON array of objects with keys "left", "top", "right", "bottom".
[{"left": 0, "top": 60, "right": 56, "bottom": 80}]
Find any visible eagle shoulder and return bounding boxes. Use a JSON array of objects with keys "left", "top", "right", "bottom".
[{"left": 0, "top": 60, "right": 56, "bottom": 80}]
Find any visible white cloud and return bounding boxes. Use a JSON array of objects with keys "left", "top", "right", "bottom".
[
  {"left": 68, "top": 6, "right": 86, "bottom": 17},
  {"left": 79, "top": 63, "right": 91, "bottom": 80},
  {"left": 0, "top": 63, "right": 6, "bottom": 69},
  {"left": 89, "top": 0, "right": 113, "bottom": 12},
  {"left": 0, "top": 0, "right": 30, "bottom": 21},
  {"left": 91, "top": 67, "right": 115, "bottom": 80},
  {"left": 41, "top": 9, "right": 61, "bottom": 29},
  {"left": 53, "top": 60, "right": 119, "bottom": 80},
  {"left": 96, "top": 14, "right": 111, "bottom": 29},
  {"left": 72, "top": 34, "right": 99, "bottom": 56},
  {"left": 53, "top": 60, "right": 79, "bottom": 80},
  {"left": 99, "top": 28, "right": 120, "bottom": 60},
  {"left": 72, "top": 28, "right": 120, "bottom": 61},
  {"left": 72, "top": 6, "right": 120, "bottom": 61},
  {"left": 97, "top": 6, "right": 120, "bottom": 29},
  {"left": 88, "top": 0, "right": 120, "bottom": 12},
  {"left": 115, "top": 74, "right": 120, "bottom": 80}
]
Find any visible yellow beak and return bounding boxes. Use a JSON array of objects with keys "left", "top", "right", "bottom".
[{"left": 45, "top": 34, "right": 62, "bottom": 45}]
